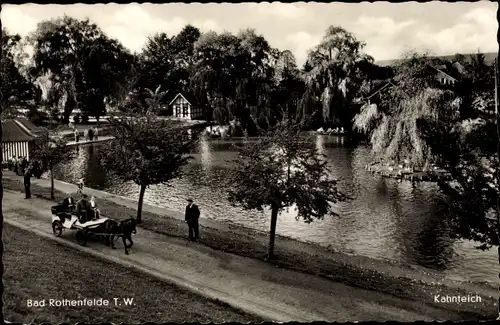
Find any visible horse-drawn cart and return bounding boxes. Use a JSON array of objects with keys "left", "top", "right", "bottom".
[
  {"left": 51, "top": 203, "right": 138, "bottom": 254},
  {"left": 51, "top": 204, "right": 109, "bottom": 246}
]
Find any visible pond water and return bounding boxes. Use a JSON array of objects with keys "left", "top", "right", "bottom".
[{"left": 52, "top": 135, "right": 497, "bottom": 285}]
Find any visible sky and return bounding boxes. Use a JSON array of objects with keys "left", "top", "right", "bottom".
[{"left": 1, "top": 2, "right": 498, "bottom": 66}]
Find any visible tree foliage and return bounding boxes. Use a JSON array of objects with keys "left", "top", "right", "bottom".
[
  {"left": 30, "top": 130, "right": 74, "bottom": 199},
  {"left": 28, "top": 16, "right": 135, "bottom": 122},
  {"left": 353, "top": 52, "right": 463, "bottom": 167},
  {"left": 227, "top": 118, "right": 348, "bottom": 258},
  {"left": 300, "top": 26, "right": 374, "bottom": 128},
  {"left": 99, "top": 113, "right": 198, "bottom": 223},
  {"left": 420, "top": 115, "right": 498, "bottom": 248},
  {"left": 1, "top": 29, "right": 36, "bottom": 118}
]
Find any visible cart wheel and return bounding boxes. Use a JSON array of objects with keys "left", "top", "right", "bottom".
[
  {"left": 75, "top": 229, "right": 88, "bottom": 246},
  {"left": 52, "top": 221, "right": 63, "bottom": 237}
]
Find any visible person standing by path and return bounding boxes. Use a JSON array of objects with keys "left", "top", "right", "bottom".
[
  {"left": 185, "top": 198, "right": 200, "bottom": 241},
  {"left": 74, "top": 128, "right": 80, "bottom": 143},
  {"left": 13, "top": 156, "right": 19, "bottom": 175},
  {"left": 24, "top": 168, "right": 31, "bottom": 199},
  {"left": 77, "top": 178, "right": 84, "bottom": 195},
  {"left": 88, "top": 127, "right": 94, "bottom": 141}
]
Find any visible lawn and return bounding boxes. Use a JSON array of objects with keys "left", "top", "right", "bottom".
[{"left": 3, "top": 223, "right": 260, "bottom": 324}]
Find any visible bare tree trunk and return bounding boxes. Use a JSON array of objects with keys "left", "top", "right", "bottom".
[
  {"left": 136, "top": 183, "right": 146, "bottom": 224},
  {"left": 50, "top": 166, "right": 55, "bottom": 200},
  {"left": 267, "top": 205, "right": 279, "bottom": 260}
]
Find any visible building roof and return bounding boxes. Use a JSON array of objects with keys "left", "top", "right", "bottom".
[
  {"left": 169, "top": 93, "right": 192, "bottom": 106},
  {"left": 14, "top": 117, "right": 44, "bottom": 136},
  {"left": 168, "top": 92, "right": 200, "bottom": 107},
  {"left": 366, "top": 81, "right": 395, "bottom": 100},
  {"left": 430, "top": 65, "right": 458, "bottom": 81},
  {"left": 2, "top": 119, "right": 37, "bottom": 142}
]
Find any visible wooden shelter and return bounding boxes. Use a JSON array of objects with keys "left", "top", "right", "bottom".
[{"left": 1, "top": 118, "right": 43, "bottom": 161}]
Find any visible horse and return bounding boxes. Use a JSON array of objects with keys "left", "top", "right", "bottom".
[
  {"left": 105, "top": 217, "right": 137, "bottom": 254},
  {"left": 86, "top": 219, "right": 117, "bottom": 247}
]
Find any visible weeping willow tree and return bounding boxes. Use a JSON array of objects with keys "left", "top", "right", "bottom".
[
  {"left": 354, "top": 87, "right": 460, "bottom": 168},
  {"left": 300, "top": 26, "right": 373, "bottom": 128},
  {"left": 353, "top": 51, "right": 462, "bottom": 168}
]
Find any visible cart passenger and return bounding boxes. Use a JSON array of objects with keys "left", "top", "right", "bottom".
[
  {"left": 76, "top": 194, "right": 91, "bottom": 223},
  {"left": 90, "top": 195, "right": 100, "bottom": 219},
  {"left": 62, "top": 193, "right": 76, "bottom": 212}
]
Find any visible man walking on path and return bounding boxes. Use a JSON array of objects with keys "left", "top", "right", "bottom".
[
  {"left": 185, "top": 198, "right": 200, "bottom": 241},
  {"left": 24, "top": 168, "right": 31, "bottom": 199}
]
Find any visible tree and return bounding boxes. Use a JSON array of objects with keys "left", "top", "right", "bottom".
[
  {"left": 30, "top": 130, "right": 74, "bottom": 200},
  {"left": 301, "top": 26, "right": 373, "bottom": 128},
  {"left": 191, "top": 31, "right": 243, "bottom": 126},
  {"left": 1, "top": 29, "right": 36, "bottom": 118},
  {"left": 190, "top": 29, "right": 278, "bottom": 133},
  {"left": 143, "top": 85, "right": 169, "bottom": 115},
  {"left": 138, "top": 25, "right": 201, "bottom": 99},
  {"left": 227, "top": 118, "right": 347, "bottom": 259},
  {"left": 79, "top": 35, "right": 135, "bottom": 121},
  {"left": 28, "top": 16, "right": 134, "bottom": 123},
  {"left": 271, "top": 50, "right": 305, "bottom": 121},
  {"left": 353, "top": 52, "right": 460, "bottom": 167},
  {"left": 99, "top": 113, "right": 198, "bottom": 223}
]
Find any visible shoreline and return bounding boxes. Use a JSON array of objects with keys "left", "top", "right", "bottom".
[{"left": 2, "top": 173, "right": 497, "bottom": 319}]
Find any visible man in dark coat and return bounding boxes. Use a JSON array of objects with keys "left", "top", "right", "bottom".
[
  {"left": 23, "top": 168, "right": 31, "bottom": 199},
  {"left": 62, "top": 193, "right": 76, "bottom": 213},
  {"left": 185, "top": 198, "right": 200, "bottom": 241},
  {"left": 13, "top": 157, "right": 19, "bottom": 175},
  {"left": 20, "top": 157, "right": 28, "bottom": 175},
  {"left": 76, "top": 195, "right": 91, "bottom": 223}
]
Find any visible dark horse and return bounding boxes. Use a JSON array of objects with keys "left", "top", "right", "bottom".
[{"left": 104, "top": 217, "right": 137, "bottom": 254}]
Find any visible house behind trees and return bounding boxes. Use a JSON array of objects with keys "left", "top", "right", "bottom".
[{"left": 168, "top": 93, "right": 203, "bottom": 120}]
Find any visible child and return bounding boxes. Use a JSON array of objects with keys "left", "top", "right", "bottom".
[{"left": 77, "top": 178, "right": 84, "bottom": 194}]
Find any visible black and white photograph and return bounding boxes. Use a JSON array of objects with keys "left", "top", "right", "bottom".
[{"left": 0, "top": 1, "right": 499, "bottom": 323}]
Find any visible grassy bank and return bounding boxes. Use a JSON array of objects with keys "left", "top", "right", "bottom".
[
  {"left": 3, "top": 223, "right": 260, "bottom": 324},
  {"left": 3, "top": 177, "right": 495, "bottom": 319}
]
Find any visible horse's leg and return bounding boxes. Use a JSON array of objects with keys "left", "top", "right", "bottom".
[
  {"left": 122, "top": 236, "right": 129, "bottom": 254},
  {"left": 109, "top": 234, "right": 116, "bottom": 249},
  {"left": 126, "top": 235, "right": 134, "bottom": 248}
]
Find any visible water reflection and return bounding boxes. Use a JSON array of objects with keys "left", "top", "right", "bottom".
[{"left": 52, "top": 137, "right": 497, "bottom": 284}]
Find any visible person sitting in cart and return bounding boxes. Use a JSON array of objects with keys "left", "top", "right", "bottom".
[
  {"left": 62, "top": 193, "right": 76, "bottom": 213},
  {"left": 89, "top": 195, "right": 100, "bottom": 220},
  {"left": 76, "top": 194, "right": 92, "bottom": 224}
]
